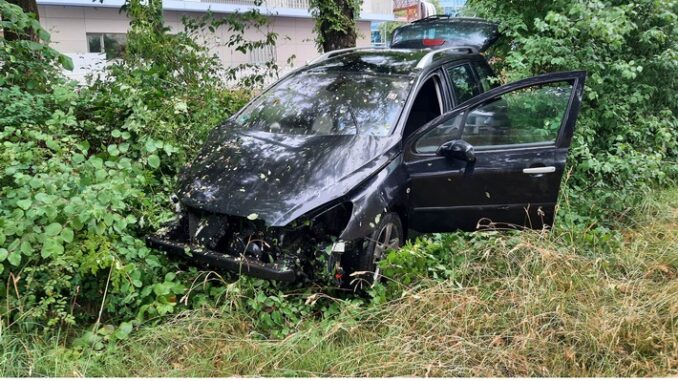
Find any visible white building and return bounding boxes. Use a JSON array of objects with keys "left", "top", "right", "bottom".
[{"left": 36, "top": 0, "right": 393, "bottom": 79}]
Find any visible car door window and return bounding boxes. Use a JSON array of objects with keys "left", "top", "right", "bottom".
[
  {"left": 473, "top": 62, "right": 500, "bottom": 92},
  {"left": 402, "top": 75, "right": 443, "bottom": 139},
  {"left": 447, "top": 64, "right": 478, "bottom": 104},
  {"left": 414, "top": 79, "right": 575, "bottom": 154},
  {"left": 462, "top": 81, "right": 573, "bottom": 148}
]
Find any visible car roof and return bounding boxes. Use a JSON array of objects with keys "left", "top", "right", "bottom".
[{"left": 304, "top": 48, "right": 483, "bottom": 76}]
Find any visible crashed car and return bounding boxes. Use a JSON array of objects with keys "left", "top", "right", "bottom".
[{"left": 147, "top": 23, "right": 586, "bottom": 287}]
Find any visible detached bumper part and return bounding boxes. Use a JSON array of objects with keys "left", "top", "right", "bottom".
[{"left": 146, "top": 235, "right": 296, "bottom": 282}]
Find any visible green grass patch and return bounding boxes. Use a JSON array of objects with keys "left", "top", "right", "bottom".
[{"left": 2, "top": 187, "right": 675, "bottom": 377}]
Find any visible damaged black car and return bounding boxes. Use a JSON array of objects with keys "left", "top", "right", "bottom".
[{"left": 147, "top": 26, "right": 586, "bottom": 288}]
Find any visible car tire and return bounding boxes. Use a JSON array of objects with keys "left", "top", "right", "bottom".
[{"left": 341, "top": 212, "right": 403, "bottom": 291}]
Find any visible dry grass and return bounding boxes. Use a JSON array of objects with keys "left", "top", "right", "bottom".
[{"left": 3, "top": 188, "right": 677, "bottom": 376}]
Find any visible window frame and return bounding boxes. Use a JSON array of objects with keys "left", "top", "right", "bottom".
[
  {"left": 407, "top": 74, "right": 582, "bottom": 157},
  {"left": 400, "top": 71, "right": 447, "bottom": 139},
  {"left": 86, "top": 32, "right": 127, "bottom": 59},
  {"left": 443, "top": 62, "right": 481, "bottom": 106}
]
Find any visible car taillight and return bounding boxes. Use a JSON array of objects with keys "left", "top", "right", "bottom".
[{"left": 422, "top": 38, "right": 445, "bottom": 46}]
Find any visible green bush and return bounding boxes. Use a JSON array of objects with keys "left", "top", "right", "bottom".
[{"left": 0, "top": 0, "right": 252, "bottom": 331}]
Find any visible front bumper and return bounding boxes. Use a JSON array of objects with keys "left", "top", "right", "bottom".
[{"left": 146, "top": 234, "right": 297, "bottom": 282}]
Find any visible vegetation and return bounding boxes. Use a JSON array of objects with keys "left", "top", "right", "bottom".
[
  {"left": 466, "top": 0, "right": 677, "bottom": 220},
  {"left": 308, "top": 0, "right": 362, "bottom": 51},
  {"left": 1, "top": 188, "right": 676, "bottom": 376},
  {"left": 0, "top": 0, "right": 676, "bottom": 377}
]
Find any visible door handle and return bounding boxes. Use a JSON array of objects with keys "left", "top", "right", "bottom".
[{"left": 523, "top": 166, "right": 556, "bottom": 174}]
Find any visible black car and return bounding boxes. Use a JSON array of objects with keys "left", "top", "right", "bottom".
[{"left": 147, "top": 45, "right": 586, "bottom": 288}]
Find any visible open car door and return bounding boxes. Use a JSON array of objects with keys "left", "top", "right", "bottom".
[{"left": 403, "top": 71, "right": 586, "bottom": 232}]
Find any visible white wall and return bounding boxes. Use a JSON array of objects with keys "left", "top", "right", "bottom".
[{"left": 38, "top": 5, "right": 373, "bottom": 72}]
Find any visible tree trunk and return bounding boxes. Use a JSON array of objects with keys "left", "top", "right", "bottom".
[
  {"left": 5, "top": 0, "right": 40, "bottom": 41},
  {"left": 319, "top": 0, "right": 357, "bottom": 52}
]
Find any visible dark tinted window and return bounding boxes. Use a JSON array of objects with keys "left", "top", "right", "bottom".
[
  {"left": 447, "top": 64, "right": 478, "bottom": 104},
  {"left": 234, "top": 72, "right": 412, "bottom": 136},
  {"left": 392, "top": 21, "right": 497, "bottom": 48},
  {"left": 415, "top": 114, "right": 463, "bottom": 153},
  {"left": 462, "top": 81, "right": 574, "bottom": 147},
  {"left": 473, "top": 62, "right": 500, "bottom": 92},
  {"left": 87, "top": 33, "right": 127, "bottom": 60}
]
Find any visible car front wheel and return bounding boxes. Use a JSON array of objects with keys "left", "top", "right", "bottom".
[{"left": 341, "top": 212, "right": 403, "bottom": 290}]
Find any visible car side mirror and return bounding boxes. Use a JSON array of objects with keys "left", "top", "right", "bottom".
[{"left": 436, "top": 139, "right": 476, "bottom": 162}]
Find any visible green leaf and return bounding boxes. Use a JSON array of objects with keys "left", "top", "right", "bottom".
[
  {"left": 115, "top": 321, "right": 134, "bottom": 340},
  {"left": 44, "top": 222, "right": 63, "bottom": 237},
  {"left": 107, "top": 144, "right": 120, "bottom": 157},
  {"left": 17, "top": 199, "right": 32, "bottom": 210},
  {"left": 8, "top": 252, "right": 21, "bottom": 267},
  {"left": 61, "top": 228, "right": 74, "bottom": 243},
  {"left": 145, "top": 139, "right": 157, "bottom": 153},
  {"left": 58, "top": 54, "right": 74, "bottom": 71},
  {"left": 147, "top": 155, "right": 160, "bottom": 169},
  {"left": 153, "top": 283, "right": 170, "bottom": 296},
  {"left": 20, "top": 241, "right": 32, "bottom": 255},
  {"left": 0, "top": 248, "right": 8, "bottom": 262},
  {"left": 41, "top": 239, "right": 64, "bottom": 258}
]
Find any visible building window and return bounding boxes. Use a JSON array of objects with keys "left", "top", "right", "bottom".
[
  {"left": 87, "top": 33, "right": 127, "bottom": 59},
  {"left": 248, "top": 45, "right": 276, "bottom": 65}
]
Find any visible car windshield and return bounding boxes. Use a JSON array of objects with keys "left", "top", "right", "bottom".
[{"left": 233, "top": 71, "right": 412, "bottom": 136}]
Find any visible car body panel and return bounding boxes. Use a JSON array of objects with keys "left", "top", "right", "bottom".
[
  {"left": 177, "top": 125, "right": 402, "bottom": 227},
  {"left": 404, "top": 71, "right": 587, "bottom": 231}
]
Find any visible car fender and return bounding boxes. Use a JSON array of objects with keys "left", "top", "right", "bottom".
[{"left": 339, "top": 154, "right": 409, "bottom": 241}]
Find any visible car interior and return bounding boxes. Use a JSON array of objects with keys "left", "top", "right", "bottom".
[{"left": 403, "top": 75, "right": 443, "bottom": 139}]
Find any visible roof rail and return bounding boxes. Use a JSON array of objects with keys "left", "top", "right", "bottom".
[
  {"left": 416, "top": 46, "right": 479, "bottom": 69},
  {"left": 306, "top": 46, "right": 386, "bottom": 65},
  {"left": 411, "top": 14, "right": 453, "bottom": 23}
]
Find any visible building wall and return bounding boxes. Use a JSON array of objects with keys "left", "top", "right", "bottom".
[{"left": 38, "top": 5, "right": 372, "bottom": 70}]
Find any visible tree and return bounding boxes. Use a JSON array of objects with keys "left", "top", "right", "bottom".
[
  {"left": 309, "top": 0, "right": 362, "bottom": 52},
  {"left": 3, "top": 0, "right": 40, "bottom": 41}
]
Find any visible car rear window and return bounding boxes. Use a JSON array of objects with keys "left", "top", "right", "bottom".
[
  {"left": 233, "top": 72, "right": 413, "bottom": 137},
  {"left": 392, "top": 22, "right": 497, "bottom": 47}
]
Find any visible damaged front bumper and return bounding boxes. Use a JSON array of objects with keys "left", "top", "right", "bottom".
[
  {"left": 145, "top": 204, "right": 351, "bottom": 282},
  {"left": 145, "top": 233, "right": 297, "bottom": 282}
]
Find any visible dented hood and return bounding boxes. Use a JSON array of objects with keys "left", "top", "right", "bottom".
[{"left": 177, "top": 124, "right": 400, "bottom": 226}]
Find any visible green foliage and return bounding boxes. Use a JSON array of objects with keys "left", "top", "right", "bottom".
[
  {"left": 0, "top": 0, "right": 73, "bottom": 91},
  {"left": 0, "top": 1, "right": 253, "bottom": 330},
  {"left": 309, "top": 0, "right": 362, "bottom": 51},
  {"left": 377, "top": 21, "right": 405, "bottom": 44},
  {"left": 466, "top": 0, "right": 677, "bottom": 223}
]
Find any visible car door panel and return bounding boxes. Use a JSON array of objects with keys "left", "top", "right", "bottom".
[{"left": 403, "top": 71, "right": 586, "bottom": 232}]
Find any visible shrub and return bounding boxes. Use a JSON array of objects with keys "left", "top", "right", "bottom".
[{"left": 0, "top": 0, "right": 256, "bottom": 331}]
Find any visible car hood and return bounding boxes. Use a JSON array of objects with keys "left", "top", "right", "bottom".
[{"left": 176, "top": 124, "right": 400, "bottom": 226}]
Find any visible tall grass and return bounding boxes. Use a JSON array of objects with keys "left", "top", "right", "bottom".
[{"left": 2, "top": 188, "right": 676, "bottom": 376}]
